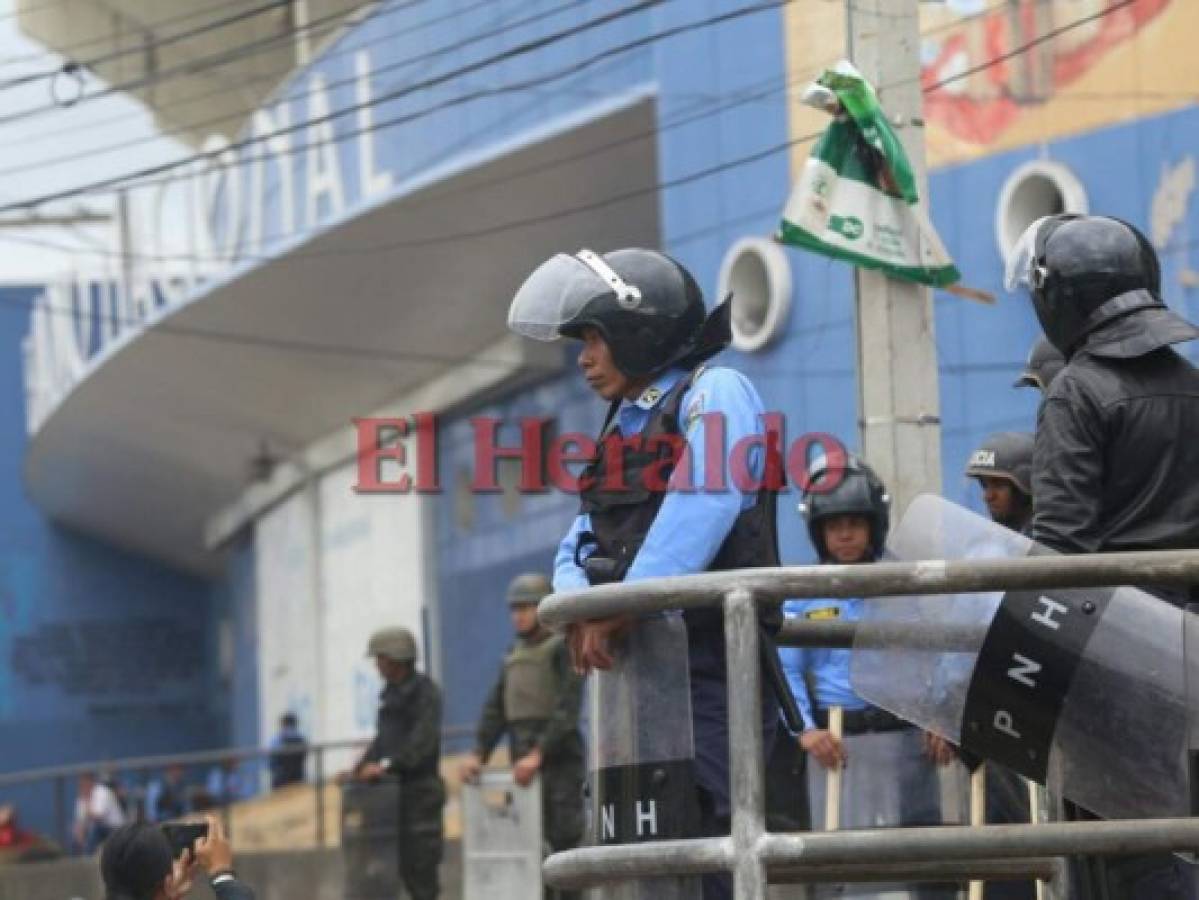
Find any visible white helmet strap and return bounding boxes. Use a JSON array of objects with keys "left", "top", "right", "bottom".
[{"left": 576, "top": 248, "right": 642, "bottom": 309}]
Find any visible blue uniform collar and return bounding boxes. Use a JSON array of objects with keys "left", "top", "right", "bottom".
[{"left": 623, "top": 368, "right": 688, "bottom": 412}]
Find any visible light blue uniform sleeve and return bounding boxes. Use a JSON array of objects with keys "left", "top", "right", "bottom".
[
  {"left": 625, "top": 368, "right": 764, "bottom": 581},
  {"left": 553, "top": 513, "right": 593, "bottom": 591},
  {"left": 781, "top": 600, "right": 817, "bottom": 733},
  {"left": 145, "top": 782, "right": 163, "bottom": 822}
]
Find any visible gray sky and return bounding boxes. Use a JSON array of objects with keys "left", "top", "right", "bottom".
[{"left": 0, "top": 0, "right": 188, "bottom": 284}]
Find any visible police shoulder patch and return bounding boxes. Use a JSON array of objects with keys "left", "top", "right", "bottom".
[{"left": 683, "top": 390, "right": 706, "bottom": 432}]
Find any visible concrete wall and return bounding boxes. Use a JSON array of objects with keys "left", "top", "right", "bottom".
[{"left": 252, "top": 461, "right": 430, "bottom": 773}]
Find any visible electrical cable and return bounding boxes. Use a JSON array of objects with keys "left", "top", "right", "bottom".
[
  {"left": 0, "top": 0, "right": 379, "bottom": 124},
  {"left": 0, "top": 0, "right": 1080, "bottom": 267},
  {"left": 0, "top": 0, "right": 295, "bottom": 91},
  {"left": 0, "top": 0, "right": 767, "bottom": 212},
  {"left": 4, "top": 0, "right": 493, "bottom": 149},
  {"left": 0, "top": 0, "right": 593, "bottom": 178},
  {"left": 0, "top": 0, "right": 291, "bottom": 68}
]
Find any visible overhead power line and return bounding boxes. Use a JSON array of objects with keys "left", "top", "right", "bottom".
[
  {"left": 0, "top": 0, "right": 670, "bottom": 211},
  {"left": 0, "top": 0, "right": 592, "bottom": 179},
  {"left": 0, "top": 0, "right": 294, "bottom": 91},
  {"left": 5, "top": 0, "right": 494, "bottom": 150},
  {"left": 0, "top": 0, "right": 386, "bottom": 125},
  {"left": 0, "top": 0, "right": 292, "bottom": 68},
  {"left": 0, "top": 0, "right": 1107, "bottom": 268},
  {"left": 2, "top": 0, "right": 1151, "bottom": 386}
]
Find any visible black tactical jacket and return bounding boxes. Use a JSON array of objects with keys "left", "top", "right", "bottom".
[
  {"left": 362, "top": 672, "right": 442, "bottom": 782},
  {"left": 1032, "top": 298, "right": 1199, "bottom": 560}
]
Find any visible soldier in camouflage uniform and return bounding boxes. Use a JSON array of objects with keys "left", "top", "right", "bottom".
[
  {"left": 459, "top": 573, "right": 585, "bottom": 898},
  {"left": 353, "top": 626, "right": 445, "bottom": 900}
]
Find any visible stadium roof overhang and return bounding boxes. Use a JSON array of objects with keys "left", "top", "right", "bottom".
[
  {"left": 23, "top": 95, "right": 660, "bottom": 575},
  {"left": 17, "top": 0, "right": 371, "bottom": 145}
]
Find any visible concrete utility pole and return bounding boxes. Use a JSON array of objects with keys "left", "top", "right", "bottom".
[{"left": 848, "top": 0, "right": 944, "bottom": 515}]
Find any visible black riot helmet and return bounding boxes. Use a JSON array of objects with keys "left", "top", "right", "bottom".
[
  {"left": 1013, "top": 336, "right": 1065, "bottom": 394},
  {"left": 964, "top": 431, "right": 1034, "bottom": 497},
  {"left": 1005, "top": 214, "right": 1164, "bottom": 354},
  {"left": 507, "top": 247, "right": 730, "bottom": 378},
  {"left": 798, "top": 454, "right": 890, "bottom": 563}
]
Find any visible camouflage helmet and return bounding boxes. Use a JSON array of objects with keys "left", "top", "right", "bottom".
[
  {"left": 506, "top": 573, "right": 552, "bottom": 607},
  {"left": 965, "top": 432, "right": 1034, "bottom": 497},
  {"left": 366, "top": 626, "right": 418, "bottom": 663}
]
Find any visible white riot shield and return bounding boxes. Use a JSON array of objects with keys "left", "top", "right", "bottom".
[
  {"left": 588, "top": 613, "right": 701, "bottom": 900},
  {"left": 462, "top": 770, "right": 543, "bottom": 900},
  {"left": 807, "top": 727, "right": 956, "bottom": 899},
  {"left": 850, "top": 494, "right": 1194, "bottom": 821}
]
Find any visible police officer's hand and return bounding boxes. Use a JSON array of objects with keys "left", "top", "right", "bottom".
[
  {"left": 570, "top": 615, "right": 636, "bottom": 674},
  {"left": 513, "top": 748, "right": 542, "bottom": 787},
  {"left": 800, "top": 729, "right": 848, "bottom": 771},
  {"left": 459, "top": 754, "right": 483, "bottom": 784},
  {"left": 923, "top": 732, "right": 957, "bottom": 767},
  {"left": 357, "top": 762, "right": 388, "bottom": 782}
]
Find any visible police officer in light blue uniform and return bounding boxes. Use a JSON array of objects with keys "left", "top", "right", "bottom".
[
  {"left": 782, "top": 455, "right": 956, "bottom": 900},
  {"left": 508, "top": 247, "right": 784, "bottom": 900}
]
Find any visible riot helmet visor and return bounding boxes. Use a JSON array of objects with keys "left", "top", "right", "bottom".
[
  {"left": 508, "top": 250, "right": 642, "bottom": 341},
  {"left": 1003, "top": 216, "right": 1052, "bottom": 293}
]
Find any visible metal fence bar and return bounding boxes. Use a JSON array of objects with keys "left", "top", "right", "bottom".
[
  {"left": 539, "top": 551, "right": 1199, "bottom": 625},
  {"left": 768, "top": 857, "right": 1059, "bottom": 884},
  {"left": 543, "top": 837, "right": 734, "bottom": 890},
  {"left": 314, "top": 745, "right": 326, "bottom": 848},
  {"left": 777, "top": 618, "right": 984, "bottom": 650},
  {"left": 758, "top": 819, "right": 1199, "bottom": 866},
  {"left": 53, "top": 775, "right": 65, "bottom": 849},
  {"left": 539, "top": 548, "right": 1199, "bottom": 898},
  {"left": 546, "top": 820, "right": 1199, "bottom": 890},
  {"left": 725, "top": 588, "right": 767, "bottom": 900},
  {"left": 0, "top": 726, "right": 475, "bottom": 788}
]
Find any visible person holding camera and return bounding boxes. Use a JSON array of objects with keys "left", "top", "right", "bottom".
[{"left": 100, "top": 815, "right": 254, "bottom": 900}]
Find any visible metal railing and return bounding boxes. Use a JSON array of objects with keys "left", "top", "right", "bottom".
[
  {"left": 537, "top": 549, "right": 1199, "bottom": 899},
  {"left": 0, "top": 726, "right": 473, "bottom": 853}
]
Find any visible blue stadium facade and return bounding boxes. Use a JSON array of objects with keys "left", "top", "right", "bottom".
[{"left": 5, "top": 0, "right": 1196, "bottom": 837}]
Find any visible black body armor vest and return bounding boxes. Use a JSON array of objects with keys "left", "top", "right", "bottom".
[{"left": 576, "top": 369, "right": 782, "bottom": 632}]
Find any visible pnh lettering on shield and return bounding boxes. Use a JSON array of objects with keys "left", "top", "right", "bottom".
[
  {"left": 601, "top": 799, "right": 659, "bottom": 840},
  {"left": 992, "top": 596, "right": 1068, "bottom": 741}
]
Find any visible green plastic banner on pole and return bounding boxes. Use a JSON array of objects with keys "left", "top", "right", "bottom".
[{"left": 778, "top": 60, "right": 961, "bottom": 289}]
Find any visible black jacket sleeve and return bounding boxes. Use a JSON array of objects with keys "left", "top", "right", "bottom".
[{"left": 1031, "top": 377, "right": 1108, "bottom": 554}]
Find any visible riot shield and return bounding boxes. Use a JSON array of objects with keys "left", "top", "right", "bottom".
[
  {"left": 340, "top": 778, "right": 401, "bottom": 900},
  {"left": 462, "top": 770, "right": 542, "bottom": 900},
  {"left": 850, "top": 494, "right": 1193, "bottom": 821},
  {"left": 588, "top": 613, "right": 701, "bottom": 900}
]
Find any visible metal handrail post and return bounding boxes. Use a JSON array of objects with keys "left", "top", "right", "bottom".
[
  {"left": 724, "top": 588, "right": 767, "bottom": 900},
  {"left": 53, "top": 775, "right": 65, "bottom": 850},
  {"left": 533, "top": 550, "right": 1199, "bottom": 897},
  {"left": 315, "top": 745, "right": 326, "bottom": 848}
]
